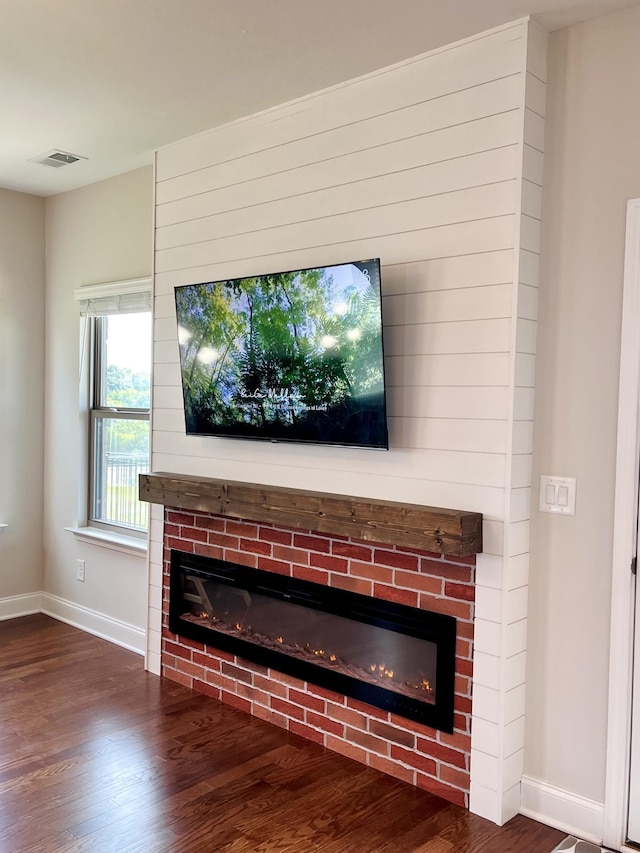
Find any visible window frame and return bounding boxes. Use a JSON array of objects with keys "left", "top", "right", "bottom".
[{"left": 88, "top": 313, "right": 151, "bottom": 539}]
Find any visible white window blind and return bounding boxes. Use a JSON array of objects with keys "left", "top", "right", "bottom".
[{"left": 74, "top": 277, "right": 152, "bottom": 316}]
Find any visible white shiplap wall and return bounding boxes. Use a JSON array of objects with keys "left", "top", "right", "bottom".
[
  {"left": 148, "top": 18, "right": 546, "bottom": 826},
  {"left": 470, "top": 20, "right": 546, "bottom": 825}
]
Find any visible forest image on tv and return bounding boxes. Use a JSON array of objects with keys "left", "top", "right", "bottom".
[{"left": 174, "top": 260, "right": 388, "bottom": 448}]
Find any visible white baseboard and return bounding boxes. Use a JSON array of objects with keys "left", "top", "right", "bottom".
[
  {"left": 520, "top": 774, "right": 605, "bottom": 845},
  {"left": 0, "top": 592, "right": 44, "bottom": 621},
  {"left": 40, "top": 593, "right": 145, "bottom": 655}
]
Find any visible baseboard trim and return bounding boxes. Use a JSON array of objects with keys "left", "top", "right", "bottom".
[
  {"left": 40, "top": 593, "right": 145, "bottom": 655},
  {"left": 0, "top": 592, "right": 44, "bottom": 621},
  {"left": 520, "top": 774, "right": 605, "bottom": 845}
]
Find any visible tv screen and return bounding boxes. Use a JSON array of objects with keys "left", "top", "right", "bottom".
[{"left": 174, "top": 259, "right": 388, "bottom": 449}]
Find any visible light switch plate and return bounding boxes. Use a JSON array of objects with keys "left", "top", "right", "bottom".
[{"left": 539, "top": 475, "right": 576, "bottom": 515}]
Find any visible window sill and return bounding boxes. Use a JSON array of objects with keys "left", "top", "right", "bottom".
[{"left": 65, "top": 526, "right": 147, "bottom": 557}]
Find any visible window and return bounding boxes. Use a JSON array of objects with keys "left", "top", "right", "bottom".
[
  {"left": 75, "top": 278, "right": 152, "bottom": 537},
  {"left": 90, "top": 312, "right": 151, "bottom": 534}
]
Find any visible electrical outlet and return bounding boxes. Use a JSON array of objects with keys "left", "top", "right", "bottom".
[{"left": 76, "top": 559, "right": 85, "bottom": 582}]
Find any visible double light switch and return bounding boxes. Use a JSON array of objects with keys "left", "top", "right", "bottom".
[{"left": 539, "top": 475, "right": 577, "bottom": 515}]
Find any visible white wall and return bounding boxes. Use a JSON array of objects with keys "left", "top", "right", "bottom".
[
  {"left": 0, "top": 189, "right": 45, "bottom": 603},
  {"left": 43, "top": 167, "right": 152, "bottom": 650},
  {"left": 150, "top": 20, "right": 545, "bottom": 824},
  {"left": 153, "top": 22, "right": 532, "bottom": 510},
  {"left": 526, "top": 2, "right": 640, "bottom": 816}
]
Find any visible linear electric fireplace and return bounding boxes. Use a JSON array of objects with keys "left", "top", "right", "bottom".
[{"left": 170, "top": 549, "right": 457, "bottom": 733}]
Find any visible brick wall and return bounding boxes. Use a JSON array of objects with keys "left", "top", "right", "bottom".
[{"left": 161, "top": 508, "right": 475, "bottom": 807}]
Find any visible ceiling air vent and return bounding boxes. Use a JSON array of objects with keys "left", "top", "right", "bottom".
[{"left": 29, "top": 150, "right": 87, "bottom": 168}]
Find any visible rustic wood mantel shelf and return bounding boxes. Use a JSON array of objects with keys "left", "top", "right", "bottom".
[{"left": 139, "top": 472, "right": 482, "bottom": 558}]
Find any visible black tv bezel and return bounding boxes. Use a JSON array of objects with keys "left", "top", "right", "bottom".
[{"left": 174, "top": 258, "right": 389, "bottom": 451}]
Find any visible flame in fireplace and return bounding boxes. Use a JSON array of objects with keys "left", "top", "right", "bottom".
[
  {"left": 368, "top": 662, "right": 399, "bottom": 680},
  {"left": 182, "top": 609, "right": 436, "bottom": 700}
]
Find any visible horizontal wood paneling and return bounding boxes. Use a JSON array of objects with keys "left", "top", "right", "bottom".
[
  {"left": 525, "top": 73, "right": 546, "bottom": 118},
  {"left": 154, "top": 215, "right": 516, "bottom": 288},
  {"left": 150, "top": 428, "right": 505, "bottom": 488},
  {"left": 523, "top": 146, "right": 544, "bottom": 186},
  {"left": 526, "top": 20, "right": 548, "bottom": 84},
  {"left": 520, "top": 214, "right": 541, "bottom": 254},
  {"left": 516, "top": 319, "right": 537, "bottom": 354},
  {"left": 153, "top": 362, "right": 181, "bottom": 387},
  {"left": 158, "top": 120, "right": 519, "bottom": 228},
  {"left": 150, "top": 451, "right": 506, "bottom": 520},
  {"left": 384, "top": 319, "right": 512, "bottom": 356},
  {"left": 156, "top": 25, "right": 524, "bottom": 184},
  {"left": 153, "top": 421, "right": 508, "bottom": 465},
  {"left": 151, "top": 20, "right": 534, "bottom": 538},
  {"left": 153, "top": 408, "right": 184, "bottom": 432},
  {"left": 511, "top": 455, "right": 533, "bottom": 489},
  {"left": 153, "top": 339, "right": 177, "bottom": 364},
  {"left": 154, "top": 408, "right": 510, "bottom": 454},
  {"left": 514, "top": 389, "right": 535, "bottom": 421},
  {"left": 381, "top": 251, "right": 514, "bottom": 295},
  {"left": 153, "top": 251, "right": 516, "bottom": 315},
  {"left": 392, "top": 418, "right": 508, "bottom": 454},
  {"left": 153, "top": 406, "right": 508, "bottom": 455},
  {"left": 511, "top": 488, "right": 533, "bottom": 523},
  {"left": 521, "top": 181, "right": 543, "bottom": 220},
  {"left": 153, "top": 385, "right": 181, "bottom": 409},
  {"left": 156, "top": 148, "right": 518, "bottom": 249},
  {"left": 524, "top": 109, "right": 545, "bottom": 153},
  {"left": 155, "top": 185, "right": 516, "bottom": 274},
  {"left": 384, "top": 284, "right": 512, "bottom": 326},
  {"left": 514, "top": 354, "right": 536, "bottom": 387},
  {"left": 385, "top": 387, "right": 509, "bottom": 421},
  {"left": 154, "top": 316, "right": 177, "bottom": 341},
  {"left": 154, "top": 294, "right": 175, "bottom": 320},
  {"left": 157, "top": 178, "right": 517, "bottom": 263},
  {"left": 157, "top": 109, "right": 520, "bottom": 215},
  {"left": 496, "top": 30, "right": 544, "bottom": 814},
  {"left": 385, "top": 353, "right": 511, "bottom": 387},
  {"left": 512, "top": 421, "right": 534, "bottom": 455},
  {"left": 519, "top": 251, "right": 539, "bottom": 288},
  {"left": 517, "top": 285, "right": 538, "bottom": 321}
]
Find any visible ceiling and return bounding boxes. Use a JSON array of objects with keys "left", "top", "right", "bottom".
[{"left": 2, "top": 0, "right": 639, "bottom": 197}]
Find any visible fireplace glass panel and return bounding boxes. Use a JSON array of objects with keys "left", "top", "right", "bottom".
[
  {"left": 183, "top": 574, "right": 437, "bottom": 705},
  {"left": 170, "top": 551, "right": 456, "bottom": 731}
]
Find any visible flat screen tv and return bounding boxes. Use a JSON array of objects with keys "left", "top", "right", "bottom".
[{"left": 174, "top": 259, "right": 388, "bottom": 449}]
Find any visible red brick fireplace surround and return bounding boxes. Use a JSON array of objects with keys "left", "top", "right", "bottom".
[{"left": 160, "top": 509, "right": 476, "bottom": 808}]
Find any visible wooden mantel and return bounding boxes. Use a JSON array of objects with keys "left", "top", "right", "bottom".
[{"left": 139, "top": 472, "right": 482, "bottom": 557}]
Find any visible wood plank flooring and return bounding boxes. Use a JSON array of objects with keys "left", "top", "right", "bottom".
[{"left": 0, "top": 615, "right": 564, "bottom": 853}]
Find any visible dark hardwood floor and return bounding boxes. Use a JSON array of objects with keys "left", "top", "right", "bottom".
[{"left": 0, "top": 615, "right": 564, "bottom": 852}]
